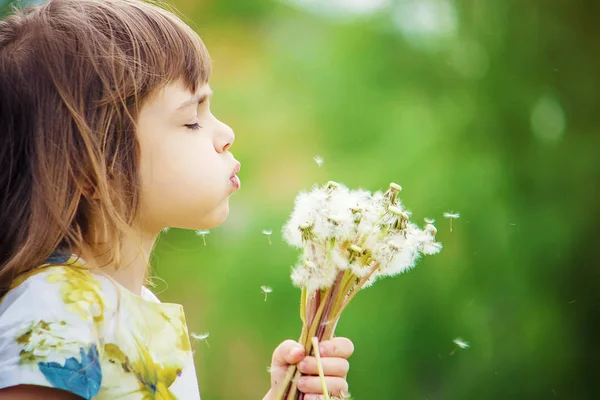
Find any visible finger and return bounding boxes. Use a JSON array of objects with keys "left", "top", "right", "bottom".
[
  {"left": 297, "top": 376, "right": 348, "bottom": 396},
  {"left": 297, "top": 356, "right": 349, "bottom": 377},
  {"left": 304, "top": 395, "right": 325, "bottom": 400},
  {"left": 270, "top": 340, "right": 306, "bottom": 388},
  {"left": 271, "top": 340, "right": 306, "bottom": 368},
  {"left": 318, "top": 337, "right": 354, "bottom": 358}
]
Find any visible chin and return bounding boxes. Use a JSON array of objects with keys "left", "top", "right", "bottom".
[{"left": 193, "top": 202, "right": 230, "bottom": 230}]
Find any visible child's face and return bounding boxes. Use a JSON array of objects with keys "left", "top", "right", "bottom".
[{"left": 135, "top": 80, "right": 240, "bottom": 233}]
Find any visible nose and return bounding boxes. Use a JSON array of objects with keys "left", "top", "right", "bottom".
[{"left": 215, "top": 119, "right": 235, "bottom": 153}]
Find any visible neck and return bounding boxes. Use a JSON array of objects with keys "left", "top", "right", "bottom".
[
  {"left": 103, "top": 231, "right": 157, "bottom": 296},
  {"left": 79, "top": 224, "right": 159, "bottom": 297}
]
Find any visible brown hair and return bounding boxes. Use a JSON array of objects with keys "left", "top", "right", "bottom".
[{"left": 0, "top": 0, "right": 211, "bottom": 296}]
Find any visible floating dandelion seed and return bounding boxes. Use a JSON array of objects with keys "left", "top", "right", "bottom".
[
  {"left": 261, "top": 286, "right": 273, "bottom": 301},
  {"left": 195, "top": 230, "right": 210, "bottom": 246},
  {"left": 424, "top": 218, "right": 435, "bottom": 224},
  {"left": 191, "top": 332, "right": 210, "bottom": 347},
  {"left": 162, "top": 227, "right": 170, "bottom": 233},
  {"left": 450, "top": 337, "right": 470, "bottom": 355},
  {"left": 453, "top": 337, "right": 470, "bottom": 349},
  {"left": 443, "top": 212, "right": 460, "bottom": 232},
  {"left": 314, "top": 156, "right": 324, "bottom": 167},
  {"left": 262, "top": 230, "right": 273, "bottom": 245}
]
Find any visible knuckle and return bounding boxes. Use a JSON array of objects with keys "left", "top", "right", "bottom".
[
  {"left": 273, "top": 340, "right": 294, "bottom": 359},
  {"left": 328, "top": 342, "right": 338, "bottom": 356}
]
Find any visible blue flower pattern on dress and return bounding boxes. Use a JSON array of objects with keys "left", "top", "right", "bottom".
[{"left": 38, "top": 344, "right": 102, "bottom": 400}]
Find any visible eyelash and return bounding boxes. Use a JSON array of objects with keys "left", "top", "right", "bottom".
[{"left": 185, "top": 123, "right": 202, "bottom": 131}]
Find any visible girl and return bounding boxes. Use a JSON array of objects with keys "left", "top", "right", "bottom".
[{"left": 0, "top": 0, "right": 353, "bottom": 399}]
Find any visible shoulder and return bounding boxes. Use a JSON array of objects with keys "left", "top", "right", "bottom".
[
  {"left": 0, "top": 266, "right": 105, "bottom": 399},
  {"left": 0, "top": 264, "right": 115, "bottom": 324}
]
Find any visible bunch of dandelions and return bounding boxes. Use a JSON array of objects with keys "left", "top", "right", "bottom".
[{"left": 274, "top": 181, "right": 442, "bottom": 400}]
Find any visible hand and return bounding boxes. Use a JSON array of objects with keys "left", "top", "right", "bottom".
[{"left": 265, "top": 337, "right": 354, "bottom": 400}]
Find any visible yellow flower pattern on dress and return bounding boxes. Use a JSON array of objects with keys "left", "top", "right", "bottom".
[
  {"left": 46, "top": 266, "right": 105, "bottom": 324},
  {"left": 105, "top": 338, "right": 182, "bottom": 399}
]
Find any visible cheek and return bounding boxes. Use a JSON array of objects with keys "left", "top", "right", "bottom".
[{"left": 137, "top": 135, "right": 229, "bottom": 226}]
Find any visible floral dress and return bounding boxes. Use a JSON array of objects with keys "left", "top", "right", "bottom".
[{"left": 0, "top": 254, "right": 201, "bottom": 399}]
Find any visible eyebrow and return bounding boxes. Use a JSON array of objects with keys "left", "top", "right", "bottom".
[{"left": 176, "top": 88, "right": 214, "bottom": 111}]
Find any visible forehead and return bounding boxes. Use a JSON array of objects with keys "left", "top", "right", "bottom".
[{"left": 145, "top": 80, "right": 212, "bottom": 113}]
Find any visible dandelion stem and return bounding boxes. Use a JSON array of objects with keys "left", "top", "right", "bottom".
[
  {"left": 317, "top": 272, "right": 344, "bottom": 340},
  {"left": 305, "top": 287, "right": 332, "bottom": 352},
  {"left": 333, "top": 263, "right": 380, "bottom": 323},
  {"left": 286, "top": 370, "right": 302, "bottom": 400},
  {"left": 312, "top": 337, "right": 331, "bottom": 400},
  {"left": 322, "top": 271, "right": 352, "bottom": 339},
  {"left": 275, "top": 365, "right": 298, "bottom": 400},
  {"left": 282, "top": 287, "right": 332, "bottom": 400},
  {"left": 300, "top": 287, "right": 307, "bottom": 325}
]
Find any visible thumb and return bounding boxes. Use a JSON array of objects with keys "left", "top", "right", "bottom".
[{"left": 270, "top": 340, "right": 305, "bottom": 388}]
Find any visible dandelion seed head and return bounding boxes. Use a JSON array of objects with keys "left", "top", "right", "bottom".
[
  {"left": 389, "top": 182, "right": 402, "bottom": 192},
  {"left": 388, "top": 205, "right": 403, "bottom": 216},
  {"left": 443, "top": 212, "right": 460, "bottom": 219},
  {"left": 453, "top": 337, "right": 470, "bottom": 349},
  {"left": 283, "top": 181, "right": 442, "bottom": 291},
  {"left": 424, "top": 223, "right": 438, "bottom": 236},
  {"left": 327, "top": 215, "right": 346, "bottom": 224}
]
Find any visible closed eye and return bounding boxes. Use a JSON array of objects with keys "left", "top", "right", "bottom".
[{"left": 185, "top": 123, "right": 202, "bottom": 131}]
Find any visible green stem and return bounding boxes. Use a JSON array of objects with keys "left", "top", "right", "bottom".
[{"left": 300, "top": 287, "right": 307, "bottom": 325}]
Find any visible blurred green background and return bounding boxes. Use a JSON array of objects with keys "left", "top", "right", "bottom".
[{"left": 5, "top": 0, "right": 600, "bottom": 398}]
